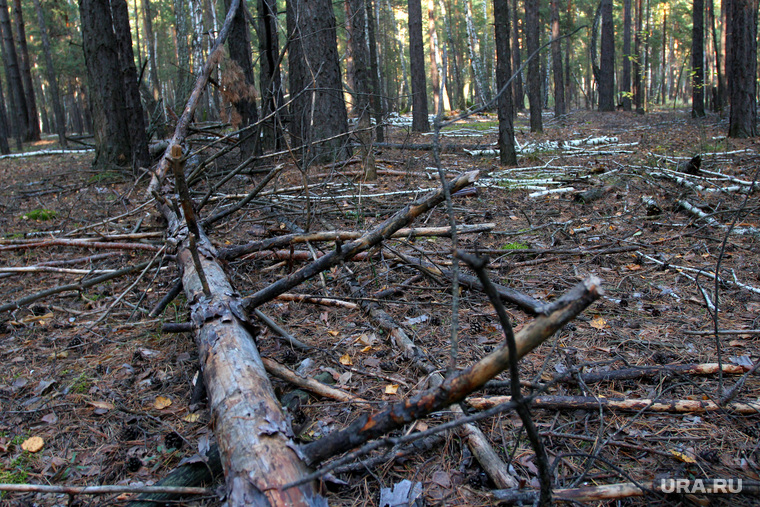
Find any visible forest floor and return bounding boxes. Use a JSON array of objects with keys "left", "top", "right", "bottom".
[{"left": 0, "top": 108, "right": 759, "bottom": 506}]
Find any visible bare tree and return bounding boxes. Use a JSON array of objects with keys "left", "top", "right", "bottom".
[
  {"left": 494, "top": 0, "right": 517, "bottom": 165},
  {"left": 622, "top": 0, "right": 632, "bottom": 111},
  {"left": 256, "top": 0, "right": 284, "bottom": 151},
  {"left": 12, "top": 0, "right": 39, "bottom": 141},
  {"left": 32, "top": 0, "right": 66, "bottom": 148},
  {"left": 0, "top": 0, "right": 28, "bottom": 144},
  {"left": 727, "top": 0, "right": 757, "bottom": 137}
]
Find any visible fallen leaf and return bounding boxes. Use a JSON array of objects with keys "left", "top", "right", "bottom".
[
  {"left": 339, "top": 354, "right": 353, "bottom": 366},
  {"left": 328, "top": 330, "right": 339, "bottom": 337},
  {"left": 154, "top": 396, "right": 172, "bottom": 410},
  {"left": 360, "top": 345, "right": 373, "bottom": 353},
  {"left": 670, "top": 449, "right": 697, "bottom": 463},
  {"left": 385, "top": 384, "right": 399, "bottom": 395},
  {"left": 183, "top": 413, "right": 201, "bottom": 423},
  {"left": 589, "top": 316, "right": 607, "bottom": 330},
  {"left": 21, "top": 436, "right": 44, "bottom": 453},
  {"left": 87, "top": 400, "right": 115, "bottom": 411}
]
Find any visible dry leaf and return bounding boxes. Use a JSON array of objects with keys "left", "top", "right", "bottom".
[
  {"left": 328, "top": 330, "right": 339, "bottom": 337},
  {"left": 339, "top": 354, "right": 353, "bottom": 366},
  {"left": 183, "top": 413, "right": 201, "bottom": 423},
  {"left": 385, "top": 384, "right": 399, "bottom": 395},
  {"left": 589, "top": 316, "right": 607, "bottom": 330},
  {"left": 21, "top": 436, "right": 44, "bottom": 453},
  {"left": 625, "top": 263, "right": 642, "bottom": 271},
  {"left": 360, "top": 345, "right": 373, "bottom": 353},
  {"left": 154, "top": 396, "right": 172, "bottom": 410},
  {"left": 87, "top": 400, "right": 114, "bottom": 411},
  {"left": 670, "top": 449, "right": 697, "bottom": 463}
]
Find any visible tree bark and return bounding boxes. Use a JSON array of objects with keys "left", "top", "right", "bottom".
[
  {"left": 465, "top": 0, "right": 490, "bottom": 107},
  {"left": 511, "top": 0, "right": 524, "bottom": 111},
  {"left": 32, "top": 0, "right": 66, "bottom": 148},
  {"left": 224, "top": 0, "right": 261, "bottom": 160},
  {"left": 0, "top": 0, "right": 28, "bottom": 145},
  {"left": 493, "top": 0, "right": 517, "bottom": 165},
  {"left": 633, "top": 0, "right": 644, "bottom": 111},
  {"left": 256, "top": 0, "right": 284, "bottom": 151},
  {"left": 11, "top": 0, "right": 39, "bottom": 141},
  {"left": 347, "top": 0, "right": 376, "bottom": 178},
  {"left": 598, "top": 0, "right": 615, "bottom": 111},
  {"left": 141, "top": 0, "right": 162, "bottom": 113},
  {"left": 365, "top": 0, "right": 384, "bottom": 141},
  {"left": 727, "top": 0, "right": 757, "bottom": 137},
  {"left": 110, "top": 0, "right": 150, "bottom": 168},
  {"left": 525, "top": 0, "right": 542, "bottom": 131},
  {"left": 427, "top": 0, "right": 441, "bottom": 116},
  {"left": 173, "top": 0, "right": 192, "bottom": 108},
  {"left": 79, "top": 0, "right": 135, "bottom": 168},
  {"left": 550, "top": 0, "right": 565, "bottom": 116},
  {"left": 408, "top": 0, "right": 429, "bottom": 131},
  {"left": 0, "top": 75, "right": 9, "bottom": 153},
  {"left": 622, "top": 0, "right": 632, "bottom": 111},
  {"left": 692, "top": 0, "right": 706, "bottom": 117},
  {"left": 287, "top": 0, "right": 351, "bottom": 162}
]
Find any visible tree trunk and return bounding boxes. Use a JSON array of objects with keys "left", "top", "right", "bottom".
[
  {"left": 707, "top": 0, "right": 724, "bottom": 112},
  {"left": 141, "top": 0, "right": 162, "bottom": 111},
  {"left": 525, "top": 0, "right": 542, "bottom": 131},
  {"left": 224, "top": 0, "right": 260, "bottom": 160},
  {"left": 493, "top": 0, "right": 516, "bottom": 165},
  {"left": 32, "top": 0, "right": 66, "bottom": 148},
  {"left": 347, "top": 0, "right": 376, "bottom": 179},
  {"left": 173, "top": 0, "right": 192, "bottom": 109},
  {"left": 465, "top": 0, "right": 490, "bottom": 107},
  {"left": 287, "top": 0, "right": 351, "bottom": 162},
  {"left": 550, "top": 0, "right": 565, "bottom": 116},
  {"left": 0, "top": 0, "right": 28, "bottom": 145},
  {"left": 385, "top": 0, "right": 411, "bottom": 111},
  {"left": 598, "top": 0, "right": 615, "bottom": 111},
  {"left": 110, "top": 0, "right": 150, "bottom": 168},
  {"left": 366, "top": 0, "right": 384, "bottom": 141},
  {"left": 634, "top": 0, "right": 644, "bottom": 111},
  {"left": 511, "top": 0, "right": 524, "bottom": 111},
  {"left": 692, "top": 0, "right": 706, "bottom": 117},
  {"left": 79, "top": 0, "right": 136, "bottom": 168},
  {"left": 0, "top": 77, "right": 9, "bottom": 153},
  {"left": 256, "top": 0, "right": 284, "bottom": 151},
  {"left": 12, "top": 0, "right": 39, "bottom": 141},
  {"left": 622, "top": 0, "right": 632, "bottom": 110},
  {"left": 727, "top": 0, "right": 757, "bottom": 137},
  {"left": 440, "top": 0, "right": 463, "bottom": 110},
  {"left": 428, "top": 0, "right": 441, "bottom": 116},
  {"left": 408, "top": 0, "right": 429, "bottom": 131}
]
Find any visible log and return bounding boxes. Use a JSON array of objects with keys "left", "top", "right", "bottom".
[
  {"left": 242, "top": 171, "right": 479, "bottom": 310},
  {"left": 297, "top": 276, "right": 602, "bottom": 467},
  {"left": 466, "top": 395, "right": 760, "bottom": 414},
  {"left": 559, "top": 362, "right": 753, "bottom": 384}
]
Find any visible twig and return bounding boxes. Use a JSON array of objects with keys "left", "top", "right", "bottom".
[
  {"left": 253, "top": 309, "right": 313, "bottom": 350},
  {"left": 149, "top": 278, "right": 184, "bottom": 317},
  {"left": 0, "top": 483, "right": 211, "bottom": 496},
  {"left": 0, "top": 238, "right": 160, "bottom": 252}
]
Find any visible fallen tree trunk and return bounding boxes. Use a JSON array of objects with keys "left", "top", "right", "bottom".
[{"left": 297, "top": 276, "right": 602, "bottom": 467}]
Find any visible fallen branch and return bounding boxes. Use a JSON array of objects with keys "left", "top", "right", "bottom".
[
  {"left": 0, "top": 238, "right": 160, "bottom": 252},
  {"left": 296, "top": 276, "right": 602, "bottom": 467},
  {"left": 276, "top": 293, "right": 359, "bottom": 310},
  {"left": 466, "top": 395, "right": 760, "bottom": 414},
  {"left": 396, "top": 254, "right": 545, "bottom": 314},
  {"left": 261, "top": 357, "right": 372, "bottom": 409},
  {"left": 558, "top": 362, "right": 754, "bottom": 384},
  {"left": 241, "top": 171, "right": 479, "bottom": 310},
  {"left": 0, "top": 483, "right": 210, "bottom": 497},
  {"left": 493, "top": 479, "right": 760, "bottom": 504},
  {"left": 220, "top": 223, "right": 494, "bottom": 260}
]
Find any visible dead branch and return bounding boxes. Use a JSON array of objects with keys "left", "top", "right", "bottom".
[
  {"left": 275, "top": 293, "right": 359, "bottom": 310},
  {"left": 0, "top": 483, "right": 211, "bottom": 497},
  {"left": 492, "top": 479, "right": 760, "bottom": 504},
  {"left": 253, "top": 309, "right": 313, "bottom": 350},
  {"left": 466, "top": 395, "right": 760, "bottom": 414},
  {"left": 261, "top": 357, "right": 372, "bottom": 409},
  {"left": 297, "top": 276, "right": 602, "bottom": 467},
  {"left": 559, "top": 362, "right": 755, "bottom": 384},
  {"left": 0, "top": 238, "right": 160, "bottom": 252},
  {"left": 220, "top": 223, "right": 494, "bottom": 260},
  {"left": 241, "top": 171, "right": 479, "bottom": 310},
  {"left": 395, "top": 254, "right": 545, "bottom": 314},
  {"left": 0, "top": 259, "right": 158, "bottom": 313}
]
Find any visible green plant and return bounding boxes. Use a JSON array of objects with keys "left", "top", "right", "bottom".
[
  {"left": 22, "top": 209, "right": 57, "bottom": 221},
  {"left": 500, "top": 242, "right": 530, "bottom": 250},
  {"left": 70, "top": 373, "right": 92, "bottom": 394}
]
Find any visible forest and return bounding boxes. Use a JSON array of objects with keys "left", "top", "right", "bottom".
[{"left": 0, "top": 0, "right": 759, "bottom": 505}]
